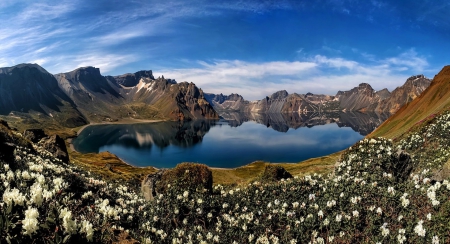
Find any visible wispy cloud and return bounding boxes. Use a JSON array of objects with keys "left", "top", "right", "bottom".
[
  {"left": 155, "top": 49, "right": 429, "bottom": 100},
  {"left": 382, "top": 49, "right": 428, "bottom": 72}
]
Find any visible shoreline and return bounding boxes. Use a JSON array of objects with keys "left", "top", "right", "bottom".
[{"left": 75, "top": 118, "right": 164, "bottom": 135}]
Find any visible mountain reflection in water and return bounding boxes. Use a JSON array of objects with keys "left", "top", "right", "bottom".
[
  {"left": 72, "top": 112, "right": 389, "bottom": 168},
  {"left": 221, "top": 111, "right": 391, "bottom": 135}
]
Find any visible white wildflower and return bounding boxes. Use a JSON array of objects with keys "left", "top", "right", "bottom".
[{"left": 22, "top": 207, "right": 39, "bottom": 236}]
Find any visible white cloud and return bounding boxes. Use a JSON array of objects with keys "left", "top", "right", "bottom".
[
  {"left": 155, "top": 50, "right": 429, "bottom": 100},
  {"left": 314, "top": 55, "right": 358, "bottom": 69},
  {"left": 382, "top": 49, "right": 428, "bottom": 72}
]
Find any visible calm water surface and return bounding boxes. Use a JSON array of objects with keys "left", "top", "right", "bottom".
[{"left": 73, "top": 118, "right": 365, "bottom": 168}]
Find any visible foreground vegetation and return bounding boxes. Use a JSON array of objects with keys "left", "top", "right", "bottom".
[{"left": 1, "top": 103, "right": 450, "bottom": 243}]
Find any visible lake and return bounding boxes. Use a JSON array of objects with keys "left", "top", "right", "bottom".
[{"left": 72, "top": 112, "right": 389, "bottom": 168}]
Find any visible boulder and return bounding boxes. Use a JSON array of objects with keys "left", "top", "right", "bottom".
[
  {"left": 0, "top": 120, "right": 34, "bottom": 163},
  {"left": 431, "top": 159, "right": 450, "bottom": 182},
  {"left": 23, "top": 128, "right": 47, "bottom": 143},
  {"left": 0, "top": 142, "right": 15, "bottom": 162},
  {"left": 158, "top": 163, "right": 213, "bottom": 193},
  {"left": 261, "top": 165, "right": 293, "bottom": 182},
  {"left": 382, "top": 149, "right": 415, "bottom": 182},
  {"left": 141, "top": 169, "right": 166, "bottom": 201},
  {"left": 0, "top": 119, "right": 10, "bottom": 129},
  {"left": 38, "top": 135, "right": 69, "bottom": 163}
]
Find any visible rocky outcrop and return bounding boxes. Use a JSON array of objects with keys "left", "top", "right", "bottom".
[
  {"left": 23, "top": 129, "right": 47, "bottom": 143},
  {"left": 141, "top": 163, "right": 213, "bottom": 201},
  {"left": 376, "top": 88, "right": 391, "bottom": 100},
  {"left": 383, "top": 150, "right": 415, "bottom": 182},
  {"left": 158, "top": 163, "right": 213, "bottom": 193},
  {"left": 260, "top": 165, "right": 293, "bottom": 182},
  {"left": 141, "top": 169, "right": 166, "bottom": 201},
  {"left": 0, "top": 120, "right": 33, "bottom": 162},
  {"left": 38, "top": 134, "right": 69, "bottom": 163},
  {"left": 170, "top": 82, "right": 218, "bottom": 120},
  {"left": 110, "top": 70, "right": 155, "bottom": 87}
]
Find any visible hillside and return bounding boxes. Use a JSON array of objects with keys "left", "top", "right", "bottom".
[
  {"left": 0, "top": 64, "right": 87, "bottom": 128},
  {"left": 370, "top": 66, "right": 450, "bottom": 139}
]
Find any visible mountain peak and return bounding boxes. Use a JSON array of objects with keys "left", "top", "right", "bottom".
[
  {"left": 113, "top": 70, "right": 155, "bottom": 87},
  {"left": 72, "top": 66, "right": 101, "bottom": 76},
  {"left": 0, "top": 63, "right": 49, "bottom": 74},
  {"left": 358, "top": 83, "right": 373, "bottom": 89},
  {"left": 270, "top": 90, "right": 288, "bottom": 100}
]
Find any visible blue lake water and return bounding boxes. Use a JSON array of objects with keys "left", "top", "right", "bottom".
[{"left": 72, "top": 117, "right": 367, "bottom": 168}]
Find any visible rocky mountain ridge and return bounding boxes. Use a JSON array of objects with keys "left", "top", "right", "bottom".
[
  {"left": 205, "top": 75, "right": 431, "bottom": 115},
  {"left": 0, "top": 63, "right": 218, "bottom": 127}
]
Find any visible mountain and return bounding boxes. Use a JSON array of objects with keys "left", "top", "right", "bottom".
[
  {"left": 55, "top": 66, "right": 218, "bottom": 122},
  {"left": 205, "top": 75, "right": 431, "bottom": 115},
  {"left": 0, "top": 64, "right": 217, "bottom": 128},
  {"left": 371, "top": 74, "right": 431, "bottom": 114},
  {"left": 55, "top": 67, "right": 126, "bottom": 122},
  {"left": 0, "top": 64, "right": 87, "bottom": 127},
  {"left": 336, "top": 83, "right": 386, "bottom": 111},
  {"left": 203, "top": 93, "right": 249, "bottom": 111},
  {"left": 370, "top": 66, "right": 450, "bottom": 139}
]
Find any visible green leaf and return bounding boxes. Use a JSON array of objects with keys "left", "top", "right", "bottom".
[
  {"left": 63, "top": 235, "right": 71, "bottom": 243},
  {"left": 40, "top": 223, "right": 50, "bottom": 229},
  {"left": 47, "top": 217, "right": 56, "bottom": 224},
  {"left": 55, "top": 233, "right": 62, "bottom": 244}
]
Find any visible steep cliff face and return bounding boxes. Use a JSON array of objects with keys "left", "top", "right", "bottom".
[
  {"left": 373, "top": 75, "right": 431, "bottom": 114},
  {"left": 55, "top": 67, "right": 218, "bottom": 122},
  {"left": 152, "top": 82, "right": 218, "bottom": 120},
  {"left": 0, "top": 64, "right": 87, "bottom": 127},
  {"left": 336, "top": 83, "right": 385, "bottom": 111},
  {"left": 109, "top": 70, "right": 155, "bottom": 87}
]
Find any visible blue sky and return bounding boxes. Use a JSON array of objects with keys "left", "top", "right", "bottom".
[{"left": 0, "top": 0, "right": 449, "bottom": 100}]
